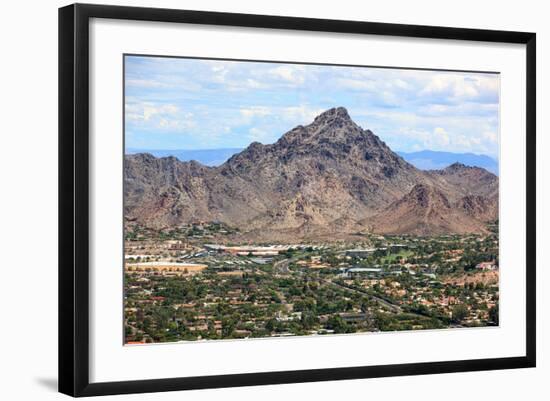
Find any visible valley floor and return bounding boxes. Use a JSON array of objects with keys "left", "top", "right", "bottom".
[{"left": 123, "top": 221, "right": 499, "bottom": 343}]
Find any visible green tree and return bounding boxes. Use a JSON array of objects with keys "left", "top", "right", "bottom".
[
  {"left": 451, "top": 304, "right": 468, "bottom": 323},
  {"left": 326, "top": 315, "right": 349, "bottom": 334}
]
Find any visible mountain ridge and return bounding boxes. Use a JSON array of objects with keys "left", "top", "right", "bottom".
[
  {"left": 126, "top": 148, "right": 497, "bottom": 174},
  {"left": 124, "top": 107, "right": 498, "bottom": 240},
  {"left": 396, "top": 150, "right": 498, "bottom": 174}
]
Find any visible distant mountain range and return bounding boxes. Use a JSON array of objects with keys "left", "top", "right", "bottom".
[
  {"left": 126, "top": 147, "right": 498, "bottom": 175},
  {"left": 125, "top": 107, "right": 498, "bottom": 240},
  {"left": 396, "top": 150, "right": 498, "bottom": 175},
  {"left": 126, "top": 147, "right": 243, "bottom": 167}
]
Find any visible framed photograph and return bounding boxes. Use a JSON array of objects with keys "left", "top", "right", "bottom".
[{"left": 59, "top": 3, "right": 536, "bottom": 397}]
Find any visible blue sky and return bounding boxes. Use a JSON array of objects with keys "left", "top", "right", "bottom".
[{"left": 125, "top": 55, "right": 500, "bottom": 158}]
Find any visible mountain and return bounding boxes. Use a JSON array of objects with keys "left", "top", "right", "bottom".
[
  {"left": 426, "top": 162, "right": 499, "bottom": 200},
  {"left": 125, "top": 107, "right": 498, "bottom": 240},
  {"left": 369, "top": 184, "right": 494, "bottom": 235},
  {"left": 397, "top": 150, "right": 498, "bottom": 175},
  {"left": 126, "top": 147, "right": 243, "bottom": 167},
  {"left": 124, "top": 148, "right": 499, "bottom": 174}
]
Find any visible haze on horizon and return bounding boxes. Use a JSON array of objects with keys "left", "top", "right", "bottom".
[{"left": 125, "top": 55, "right": 500, "bottom": 159}]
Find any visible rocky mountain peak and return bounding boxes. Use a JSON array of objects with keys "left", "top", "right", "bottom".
[
  {"left": 222, "top": 107, "right": 419, "bottom": 188},
  {"left": 313, "top": 106, "right": 352, "bottom": 124},
  {"left": 128, "top": 152, "right": 157, "bottom": 163},
  {"left": 441, "top": 162, "right": 494, "bottom": 177},
  {"left": 275, "top": 107, "right": 358, "bottom": 147},
  {"left": 445, "top": 162, "right": 469, "bottom": 172}
]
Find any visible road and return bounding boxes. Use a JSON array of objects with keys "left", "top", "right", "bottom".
[
  {"left": 273, "top": 256, "right": 402, "bottom": 312},
  {"left": 273, "top": 256, "right": 292, "bottom": 274},
  {"left": 321, "top": 278, "right": 403, "bottom": 313},
  {"left": 273, "top": 256, "right": 415, "bottom": 315}
]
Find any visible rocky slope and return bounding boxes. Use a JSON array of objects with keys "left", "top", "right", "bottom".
[
  {"left": 426, "top": 162, "right": 499, "bottom": 200},
  {"left": 124, "top": 107, "right": 498, "bottom": 239},
  {"left": 369, "top": 184, "right": 494, "bottom": 235}
]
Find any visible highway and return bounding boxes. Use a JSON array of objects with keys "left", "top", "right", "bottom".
[{"left": 321, "top": 278, "right": 403, "bottom": 313}]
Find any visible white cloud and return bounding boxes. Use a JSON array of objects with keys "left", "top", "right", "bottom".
[
  {"left": 246, "top": 79, "right": 268, "bottom": 89},
  {"left": 391, "top": 78, "right": 411, "bottom": 90},
  {"left": 248, "top": 127, "right": 271, "bottom": 143},
  {"left": 124, "top": 56, "right": 499, "bottom": 156},
  {"left": 239, "top": 105, "right": 323, "bottom": 126},
  {"left": 335, "top": 76, "right": 411, "bottom": 94},
  {"left": 157, "top": 114, "right": 196, "bottom": 130},
  {"left": 434, "top": 127, "right": 450, "bottom": 146},
  {"left": 280, "top": 105, "right": 324, "bottom": 124},
  {"left": 421, "top": 74, "right": 476, "bottom": 97},
  {"left": 268, "top": 65, "right": 305, "bottom": 84},
  {"left": 126, "top": 101, "right": 195, "bottom": 131},
  {"left": 240, "top": 106, "right": 272, "bottom": 119},
  {"left": 420, "top": 73, "right": 499, "bottom": 101},
  {"left": 383, "top": 123, "right": 499, "bottom": 157},
  {"left": 210, "top": 65, "right": 228, "bottom": 83},
  {"left": 336, "top": 78, "right": 376, "bottom": 91},
  {"left": 126, "top": 102, "right": 179, "bottom": 122},
  {"left": 483, "top": 131, "right": 498, "bottom": 143}
]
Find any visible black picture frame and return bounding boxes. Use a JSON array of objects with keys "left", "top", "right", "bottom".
[{"left": 59, "top": 3, "right": 536, "bottom": 397}]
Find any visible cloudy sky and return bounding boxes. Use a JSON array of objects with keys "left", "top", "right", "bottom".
[{"left": 125, "top": 55, "right": 500, "bottom": 158}]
